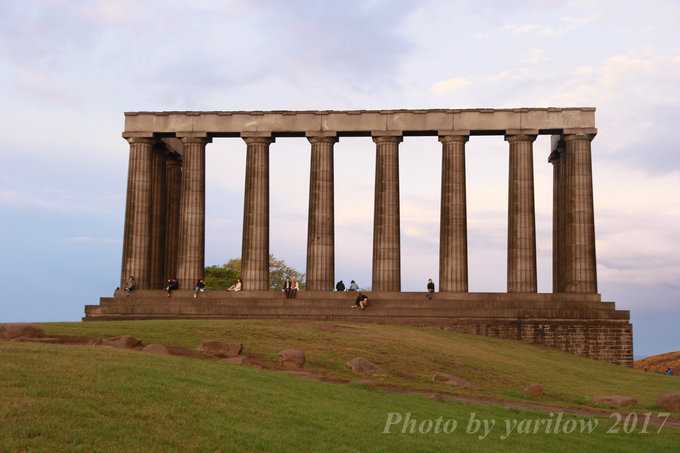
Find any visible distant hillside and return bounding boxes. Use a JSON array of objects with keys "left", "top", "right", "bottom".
[{"left": 635, "top": 351, "right": 680, "bottom": 374}]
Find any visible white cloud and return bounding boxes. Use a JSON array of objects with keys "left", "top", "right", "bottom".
[{"left": 431, "top": 77, "right": 471, "bottom": 94}]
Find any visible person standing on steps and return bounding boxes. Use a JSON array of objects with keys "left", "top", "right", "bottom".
[
  {"left": 336, "top": 280, "right": 345, "bottom": 291},
  {"left": 426, "top": 279, "right": 435, "bottom": 300}
]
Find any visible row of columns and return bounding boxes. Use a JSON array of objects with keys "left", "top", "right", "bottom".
[{"left": 120, "top": 131, "right": 598, "bottom": 294}]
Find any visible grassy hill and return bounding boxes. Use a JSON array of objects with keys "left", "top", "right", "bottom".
[
  {"left": 1, "top": 319, "right": 679, "bottom": 452},
  {"left": 635, "top": 351, "right": 680, "bottom": 374}
]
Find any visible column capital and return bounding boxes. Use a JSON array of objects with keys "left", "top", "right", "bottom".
[
  {"left": 438, "top": 134, "right": 469, "bottom": 144},
  {"left": 372, "top": 134, "right": 403, "bottom": 144},
  {"left": 505, "top": 131, "right": 537, "bottom": 143},
  {"left": 179, "top": 136, "right": 212, "bottom": 145},
  {"left": 242, "top": 136, "right": 275, "bottom": 145},
  {"left": 562, "top": 132, "right": 596, "bottom": 143},
  {"left": 125, "top": 137, "right": 156, "bottom": 145},
  {"left": 307, "top": 135, "right": 338, "bottom": 145}
]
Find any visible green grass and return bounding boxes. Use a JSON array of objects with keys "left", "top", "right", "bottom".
[
  {"left": 1, "top": 320, "right": 679, "bottom": 451},
  {"left": 38, "top": 319, "right": 680, "bottom": 410}
]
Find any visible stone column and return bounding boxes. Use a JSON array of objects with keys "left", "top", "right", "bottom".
[
  {"left": 164, "top": 154, "right": 182, "bottom": 281},
  {"left": 306, "top": 134, "right": 338, "bottom": 291},
  {"left": 149, "top": 145, "right": 167, "bottom": 289},
  {"left": 549, "top": 137, "right": 566, "bottom": 293},
  {"left": 120, "top": 137, "right": 155, "bottom": 289},
  {"left": 241, "top": 135, "right": 274, "bottom": 291},
  {"left": 176, "top": 136, "right": 209, "bottom": 290},
  {"left": 506, "top": 132, "right": 538, "bottom": 293},
  {"left": 372, "top": 134, "right": 402, "bottom": 292},
  {"left": 439, "top": 133, "right": 469, "bottom": 293},
  {"left": 563, "top": 131, "right": 598, "bottom": 293}
]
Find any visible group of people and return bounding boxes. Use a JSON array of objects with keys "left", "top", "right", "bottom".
[
  {"left": 283, "top": 277, "right": 300, "bottom": 298},
  {"left": 335, "top": 280, "right": 359, "bottom": 292},
  {"left": 123, "top": 275, "right": 438, "bottom": 308},
  {"left": 123, "top": 276, "right": 242, "bottom": 298}
]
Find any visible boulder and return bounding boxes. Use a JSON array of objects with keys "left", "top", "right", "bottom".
[
  {"left": 142, "top": 344, "right": 170, "bottom": 355},
  {"left": 277, "top": 349, "right": 306, "bottom": 368},
  {"left": 0, "top": 323, "right": 45, "bottom": 340},
  {"left": 433, "top": 373, "right": 479, "bottom": 389},
  {"left": 101, "top": 335, "right": 142, "bottom": 349},
  {"left": 592, "top": 395, "right": 638, "bottom": 407},
  {"left": 523, "top": 383, "right": 544, "bottom": 397},
  {"left": 657, "top": 391, "right": 680, "bottom": 411},
  {"left": 197, "top": 340, "right": 242, "bottom": 358},
  {"left": 345, "top": 357, "right": 386, "bottom": 377}
]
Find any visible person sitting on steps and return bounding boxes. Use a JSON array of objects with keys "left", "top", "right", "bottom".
[
  {"left": 125, "top": 275, "right": 136, "bottom": 297},
  {"left": 227, "top": 278, "right": 242, "bottom": 292},
  {"left": 353, "top": 292, "right": 368, "bottom": 310},
  {"left": 165, "top": 277, "right": 179, "bottom": 297}
]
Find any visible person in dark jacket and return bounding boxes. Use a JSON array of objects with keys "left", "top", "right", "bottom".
[
  {"left": 336, "top": 280, "right": 345, "bottom": 291},
  {"left": 426, "top": 279, "right": 435, "bottom": 299}
]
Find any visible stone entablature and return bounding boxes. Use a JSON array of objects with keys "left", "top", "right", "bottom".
[{"left": 123, "top": 108, "right": 596, "bottom": 138}]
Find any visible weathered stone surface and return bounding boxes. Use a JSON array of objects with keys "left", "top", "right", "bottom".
[
  {"left": 142, "top": 344, "right": 170, "bottom": 355},
  {"left": 523, "top": 383, "right": 543, "bottom": 397},
  {"left": 592, "top": 395, "right": 637, "bottom": 407},
  {"left": 102, "top": 335, "right": 142, "bottom": 349},
  {"left": 197, "top": 340, "right": 242, "bottom": 358},
  {"left": 657, "top": 392, "right": 680, "bottom": 411},
  {"left": 0, "top": 323, "right": 46, "bottom": 340},
  {"left": 433, "top": 372, "right": 479, "bottom": 389},
  {"left": 345, "top": 357, "right": 386, "bottom": 376},
  {"left": 277, "top": 349, "right": 306, "bottom": 368}
]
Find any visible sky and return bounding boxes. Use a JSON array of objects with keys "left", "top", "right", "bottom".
[{"left": 1, "top": 0, "right": 678, "bottom": 359}]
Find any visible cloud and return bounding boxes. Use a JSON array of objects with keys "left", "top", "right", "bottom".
[{"left": 431, "top": 77, "right": 471, "bottom": 94}]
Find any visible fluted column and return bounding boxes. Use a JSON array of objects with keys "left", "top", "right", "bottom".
[
  {"left": 563, "top": 132, "right": 598, "bottom": 293},
  {"left": 241, "top": 136, "right": 274, "bottom": 291},
  {"left": 439, "top": 134, "right": 469, "bottom": 292},
  {"left": 306, "top": 134, "right": 337, "bottom": 291},
  {"left": 506, "top": 132, "right": 538, "bottom": 293},
  {"left": 176, "top": 136, "right": 209, "bottom": 289},
  {"left": 164, "top": 155, "right": 182, "bottom": 281},
  {"left": 372, "top": 134, "right": 402, "bottom": 292},
  {"left": 149, "top": 145, "right": 167, "bottom": 289},
  {"left": 549, "top": 137, "right": 566, "bottom": 293},
  {"left": 120, "top": 137, "right": 155, "bottom": 289}
]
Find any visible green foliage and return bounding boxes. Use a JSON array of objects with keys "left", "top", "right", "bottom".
[
  {"left": 205, "top": 254, "right": 304, "bottom": 291},
  {"left": 204, "top": 259, "right": 240, "bottom": 290}
]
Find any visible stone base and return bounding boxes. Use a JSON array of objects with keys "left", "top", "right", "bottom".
[{"left": 85, "top": 291, "right": 632, "bottom": 366}]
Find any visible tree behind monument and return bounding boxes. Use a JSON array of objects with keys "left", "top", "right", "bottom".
[{"left": 204, "top": 254, "right": 305, "bottom": 290}]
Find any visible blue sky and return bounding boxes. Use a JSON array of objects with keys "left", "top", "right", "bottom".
[{"left": 1, "top": 0, "right": 678, "bottom": 358}]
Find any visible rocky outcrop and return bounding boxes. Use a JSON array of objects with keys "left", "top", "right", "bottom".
[
  {"left": 277, "top": 349, "right": 306, "bottom": 368},
  {"left": 657, "top": 391, "right": 680, "bottom": 411},
  {"left": 0, "top": 323, "right": 45, "bottom": 340},
  {"left": 523, "top": 383, "right": 543, "bottom": 397},
  {"left": 432, "top": 373, "right": 479, "bottom": 389},
  {"left": 142, "top": 344, "right": 170, "bottom": 355},
  {"left": 345, "top": 357, "right": 386, "bottom": 377},
  {"left": 101, "top": 335, "right": 142, "bottom": 349},
  {"left": 197, "top": 340, "right": 242, "bottom": 358}
]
